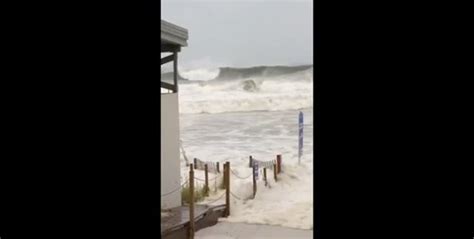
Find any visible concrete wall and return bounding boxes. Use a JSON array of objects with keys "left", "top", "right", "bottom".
[{"left": 161, "top": 93, "right": 182, "bottom": 209}]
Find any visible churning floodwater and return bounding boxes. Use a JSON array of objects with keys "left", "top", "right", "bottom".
[{"left": 173, "top": 65, "right": 314, "bottom": 229}]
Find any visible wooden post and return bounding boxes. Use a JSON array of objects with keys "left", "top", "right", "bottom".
[
  {"left": 252, "top": 163, "right": 257, "bottom": 199},
  {"left": 204, "top": 164, "right": 209, "bottom": 196},
  {"left": 189, "top": 164, "right": 195, "bottom": 239},
  {"left": 263, "top": 168, "right": 267, "bottom": 186},
  {"left": 225, "top": 162, "right": 230, "bottom": 217},
  {"left": 249, "top": 155, "right": 253, "bottom": 168},
  {"left": 223, "top": 163, "right": 227, "bottom": 190},
  {"left": 277, "top": 155, "right": 282, "bottom": 174},
  {"left": 273, "top": 164, "right": 278, "bottom": 182},
  {"left": 194, "top": 158, "right": 197, "bottom": 169},
  {"left": 216, "top": 162, "right": 220, "bottom": 173}
]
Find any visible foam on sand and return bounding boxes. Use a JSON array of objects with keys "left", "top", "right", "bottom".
[
  {"left": 180, "top": 109, "right": 313, "bottom": 230},
  {"left": 195, "top": 222, "right": 313, "bottom": 239}
]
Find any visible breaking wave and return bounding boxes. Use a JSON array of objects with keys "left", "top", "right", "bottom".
[
  {"left": 177, "top": 65, "right": 313, "bottom": 114},
  {"left": 215, "top": 65, "right": 313, "bottom": 81}
]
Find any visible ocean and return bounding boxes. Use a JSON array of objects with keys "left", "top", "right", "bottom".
[{"left": 174, "top": 65, "right": 313, "bottom": 229}]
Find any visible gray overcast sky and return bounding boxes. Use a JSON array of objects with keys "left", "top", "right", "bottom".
[{"left": 162, "top": 0, "right": 313, "bottom": 70}]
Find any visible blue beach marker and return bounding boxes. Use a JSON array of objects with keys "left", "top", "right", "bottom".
[{"left": 298, "top": 111, "right": 304, "bottom": 164}]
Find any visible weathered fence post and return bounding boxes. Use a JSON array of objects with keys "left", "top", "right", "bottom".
[
  {"left": 263, "top": 168, "right": 267, "bottom": 186},
  {"left": 204, "top": 164, "right": 209, "bottom": 196},
  {"left": 225, "top": 162, "right": 230, "bottom": 217},
  {"left": 249, "top": 155, "right": 253, "bottom": 168},
  {"left": 276, "top": 155, "right": 282, "bottom": 174},
  {"left": 189, "top": 164, "right": 195, "bottom": 239},
  {"left": 223, "top": 163, "right": 227, "bottom": 190},
  {"left": 194, "top": 158, "right": 197, "bottom": 170},
  {"left": 273, "top": 163, "right": 278, "bottom": 182},
  {"left": 216, "top": 162, "right": 220, "bottom": 173},
  {"left": 252, "top": 162, "right": 257, "bottom": 199}
]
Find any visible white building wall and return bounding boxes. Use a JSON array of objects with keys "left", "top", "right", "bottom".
[{"left": 161, "top": 93, "right": 182, "bottom": 209}]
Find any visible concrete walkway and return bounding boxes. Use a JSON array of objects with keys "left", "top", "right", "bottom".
[{"left": 195, "top": 222, "right": 313, "bottom": 239}]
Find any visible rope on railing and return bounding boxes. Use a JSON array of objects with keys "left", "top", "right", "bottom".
[
  {"left": 200, "top": 192, "right": 226, "bottom": 205},
  {"left": 194, "top": 174, "right": 221, "bottom": 182},
  {"left": 230, "top": 169, "right": 252, "bottom": 180},
  {"left": 229, "top": 190, "right": 248, "bottom": 201},
  {"left": 161, "top": 180, "right": 189, "bottom": 197}
]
